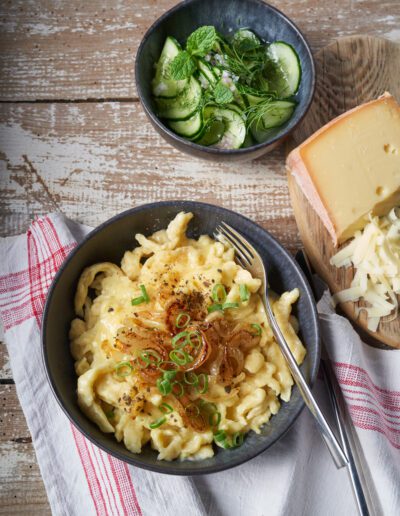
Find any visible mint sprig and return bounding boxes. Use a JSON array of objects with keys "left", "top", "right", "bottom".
[
  {"left": 214, "top": 81, "right": 234, "bottom": 104},
  {"left": 169, "top": 50, "right": 196, "bottom": 80},
  {"left": 169, "top": 26, "right": 217, "bottom": 81}
]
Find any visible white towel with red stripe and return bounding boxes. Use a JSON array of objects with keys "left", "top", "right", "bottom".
[{"left": 1, "top": 213, "right": 399, "bottom": 516}]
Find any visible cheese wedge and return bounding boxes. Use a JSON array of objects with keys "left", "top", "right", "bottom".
[{"left": 287, "top": 92, "right": 400, "bottom": 246}]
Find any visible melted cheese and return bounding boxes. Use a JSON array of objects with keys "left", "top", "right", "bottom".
[{"left": 287, "top": 93, "right": 400, "bottom": 245}]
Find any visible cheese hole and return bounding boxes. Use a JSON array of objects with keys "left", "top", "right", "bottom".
[
  {"left": 383, "top": 143, "right": 398, "bottom": 155},
  {"left": 376, "top": 186, "right": 383, "bottom": 196}
]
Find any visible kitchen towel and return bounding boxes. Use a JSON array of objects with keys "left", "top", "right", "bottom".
[{"left": 1, "top": 212, "right": 399, "bottom": 516}]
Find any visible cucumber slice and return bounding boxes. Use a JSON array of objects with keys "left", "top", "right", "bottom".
[
  {"left": 155, "top": 77, "right": 202, "bottom": 121},
  {"left": 168, "top": 110, "right": 203, "bottom": 138},
  {"left": 152, "top": 37, "right": 187, "bottom": 98},
  {"left": 203, "top": 106, "right": 246, "bottom": 149},
  {"left": 197, "top": 59, "right": 217, "bottom": 86},
  {"left": 260, "top": 100, "right": 296, "bottom": 129},
  {"left": 249, "top": 100, "right": 295, "bottom": 142},
  {"left": 267, "top": 41, "right": 301, "bottom": 97},
  {"left": 194, "top": 118, "right": 225, "bottom": 146},
  {"left": 233, "top": 29, "right": 261, "bottom": 52}
]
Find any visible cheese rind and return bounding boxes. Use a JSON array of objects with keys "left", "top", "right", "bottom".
[{"left": 287, "top": 92, "right": 400, "bottom": 246}]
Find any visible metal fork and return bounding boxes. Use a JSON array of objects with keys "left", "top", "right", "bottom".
[{"left": 214, "top": 221, "right": 348, "bottom": 469}]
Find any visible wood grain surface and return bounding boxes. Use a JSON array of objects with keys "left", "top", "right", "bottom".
[
  {"left": 287, "top": 36, "right": 400, "bottom": 348},
  {"left": 1, "top": 0, "right": 400, "bottom": 513}
]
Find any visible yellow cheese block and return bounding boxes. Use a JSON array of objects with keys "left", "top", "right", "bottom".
[{"left": 287, "top": 92, "right": 400, "bottom": 246}]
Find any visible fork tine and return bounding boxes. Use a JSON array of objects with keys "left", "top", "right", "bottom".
[
  {"left": 217, "top": 226, "right": 251, "bottom": 268},
  {"left": 218, "top": 224, "right": 254, "bottom": 263},
  {"left": 221, "top": 222, "right": 258, "bottom": 258}
]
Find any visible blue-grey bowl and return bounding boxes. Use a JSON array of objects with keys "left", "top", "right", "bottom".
[
  {"left": 42, "top": 201, "right": 320, "bottom": 475},
  {"left": 135, "top": 0, "right": 315, "bottom": 162}
]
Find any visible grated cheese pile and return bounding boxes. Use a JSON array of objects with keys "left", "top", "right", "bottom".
[{"left": 330, "top": 207, "right": 400, "bottom": 332}]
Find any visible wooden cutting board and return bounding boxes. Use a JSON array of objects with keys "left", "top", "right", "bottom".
[{"left": 287, "top": 35, "right": 400, "bottom": 349}]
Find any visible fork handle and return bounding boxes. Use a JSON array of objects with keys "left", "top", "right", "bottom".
[{"left": 264, "top": 295, "right": 349, "bottom": 469}]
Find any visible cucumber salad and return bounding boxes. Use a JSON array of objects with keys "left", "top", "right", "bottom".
[{"left": 151, "top": 25, "right": 302, "bottom": 149}]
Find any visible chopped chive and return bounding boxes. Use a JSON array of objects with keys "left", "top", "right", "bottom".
[
  {"left": 240, "top": 284, "right": 250, "bottom": 302},
  {"left": 208, "top": 303, "right": 223, "bottom": 313},
  {"left": 213, "top": 429, "right": 231, "bottom": 449},
  {"left": 158, "top": 360, "right": 179, "bottom": 372},
  {"left": 196, "top": 373, "right": 208, "bottom": 394},
  {"left": 209, "top": 411, "right": 221, "bottom": 427},
  {"left": 139, "top": 349, "right": 162, "bottom": 368},
  {"left": 251, "top": 323, "right": 262, "bottom": 336},
  {"left": 175, "top": 312, "right": 191, "bottom": 328},
  {"left": 212, "top": 283, "right": 227, "bottom": 303},
  {"left": 169, "top": 349, "right": 192, "bottom": 366},
  {"left": 171, "top": 330, "right": 189, "bottom": 348},
  {"left": 140, "top": 284, "right": 150, "bottom": 303},
  {"left": 185, "top": 403, "right": 200, "bottom": 418},
  {"left": 222, "top": 302, "right": 239, "bottom": 310},
  {"left": 183, "top": 371, "right": 198, "bottom": 385},
  {"left": 149, "top": 416, "right": 166, "bottom": 429},
  {"left": 163, "top": 370, "right": 177, "bottom": 382},
  {"left": 131, "top": 295, "right": 145, "bottom": 306},
  {"left": 160, "top": 402, "right": 173, "bottom": 414},
  {"left": 171, "top": 381, "right": 184, "bottom": 397},
  {"left": 114, "top": 361, "right": 133, "bottom": 377},
  {"left": 187, "top": 331, "right": 202, "bottom": 349},
  {"left": 232, "top": 432, "right": 244, "bottom": 447},
  {"left": 156, "top": 378, "right": 172, "bottom": 396}
]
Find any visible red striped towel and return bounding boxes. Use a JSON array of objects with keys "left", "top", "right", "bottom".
[{"left": 1, "top": 213, "right": 399, "bottom": 515}]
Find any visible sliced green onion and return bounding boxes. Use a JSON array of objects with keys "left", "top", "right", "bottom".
[
  {"left": 209, "top": 411, "right": 221, "bottom": 427},
  {"left": 232, "top": 432, "right": 244, "bottom": 447},
  {"left": 170, "top": 349, "right": 192, "bottom": 366},
  {"left": 251, "top": 323, "right": 262, "bottom": 336},
  {"left": 183, "top": 371, "right": 199, "bottom": 385},
  {"left": 185, "top": 403, "right": 200, "bottom": 418},
  {"left": 105, "top": 409, "right": 115, "bottom": 419},
  {"left": 160, "top": 402, "right": 173, "bottom": 414},
  {"left": 187, "top": 331, "right": 202, "bottom": 349},
  {"left": 115, "top": 361, "right": 133, "bottom": 377},
  {"left": 240, "top": 284, "right": 250, "bottom": 302},
  {"left": 140, "top": 284, "right": 150, "bottom": 303},
  {"left": 139, "top": 349, "right": 162, "bottom": 368},
  {"left": 175, "top": 312, "right": 191, "bottom": 328},
  {"left": 149, "top": 416, "right": 166, "bottom": 429},
  {"left": 171, "top": 331, "right": 189, "bottom": 348},
  {"left": 163, "top": 370, "right": 177, "bottom": 382},
  {"left": 171, "top": 381, "right": 184, "bottom": 398},
  {"left": 222, "top": 302, "right": 239, "bottom": 310},
  {"left": 208, "top": 303, "right": 223, "bottom": 313},
  {"left": 158, "top": 360, "right": 179, "bottom": 372},
  {"left": 212, "top": 283, "right": 227, "bottom": 303},
  {"left": 156, "top": 378, "right": 172, "bottom": 396},
  {"left": 213, "top": 429, "right": 231, "bottom": 449},
  {"left": 131, "top": 295, "right": 145, "bottom": 306},
  {"left": 196, "top": 373, "right": 209, "bottom": 394}
]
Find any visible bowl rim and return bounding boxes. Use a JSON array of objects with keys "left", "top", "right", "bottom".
[
  {"left": 135, "top": 0, "right": 316, "bottom": 156},
  {"left": 41, "top": 200, "right": 321, "bottom": 475}
]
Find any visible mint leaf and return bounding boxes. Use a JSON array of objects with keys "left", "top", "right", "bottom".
[
  {"left": 187, "top": 26, "right": 217, "bottom": 57},
  {"left": 214, "top": 81, "right": 234, "bottom": 104},
  {"left": 169, "top": 51, "right": 196, "bottom": 80}
]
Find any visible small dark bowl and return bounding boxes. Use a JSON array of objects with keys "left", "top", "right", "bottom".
[
  {"left": 42, "top": 201, "right": 320, "bottom": 475},
  {"left": 135, "top": 0, "right": 315, "bottom": 162}
]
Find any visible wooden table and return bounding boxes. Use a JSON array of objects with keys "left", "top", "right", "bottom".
[{"left": 0, "top": 1, "right": 399, "bottom": 513}]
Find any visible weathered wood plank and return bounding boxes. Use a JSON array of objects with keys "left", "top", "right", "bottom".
[
  {"left": 0, "top": 0, "right": 399, "bottom": 100},
  {"left": 0, "top": 101, "right": 300, "bottom": 251},
  {"left": 0, "top": 344, "right": 12, "bottom": 381},
  {"left": 0, "top": 384, "right": 50, "bottom": 515}
]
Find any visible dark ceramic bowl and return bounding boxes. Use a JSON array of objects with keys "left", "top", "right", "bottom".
[
  {"left": 42, "top": 201, "right": 320, "bottom": 475},
  {"left": 135, "top": 0, "right": 315, "bottom": 162}
]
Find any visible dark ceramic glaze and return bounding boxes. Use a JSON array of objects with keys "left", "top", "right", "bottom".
[
  {"left": 42, "top": 201, "right": 320, "bottom": 475},
  {"left": 135, "top": 0, "right": 315, "bottom": 162}
]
